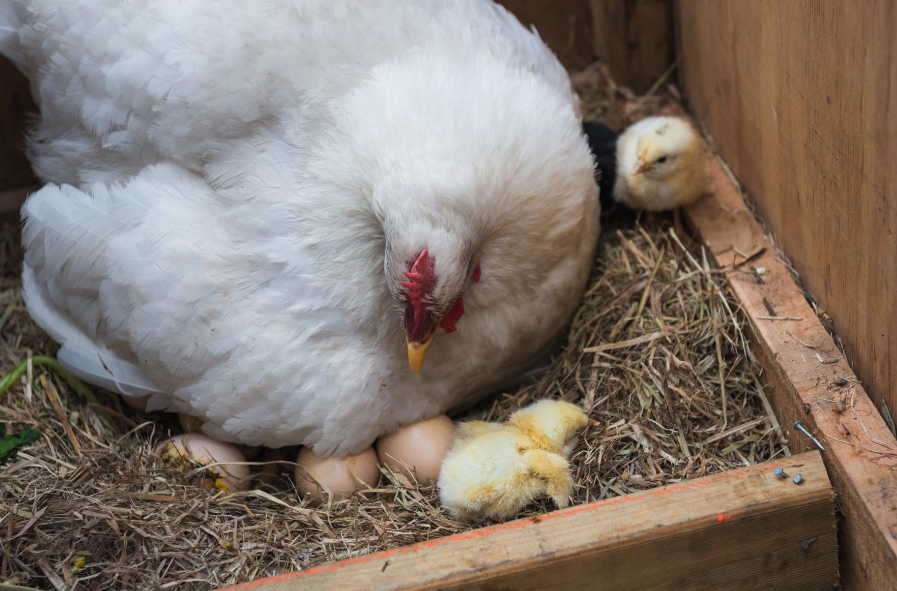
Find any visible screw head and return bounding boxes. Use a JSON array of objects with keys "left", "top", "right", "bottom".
[
  {"left": 801, "top": 536, "right": 818, "bottom": 550},
  {"left": 774, "top": 466, "right": 788, "bottom": 478},
  {"left": 793, "top": 474, "right": 803, "bottom": 485}
]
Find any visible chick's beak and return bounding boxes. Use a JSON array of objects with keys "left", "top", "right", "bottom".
[
  {"left": 406, "top": 336, "right": 433, "bottom": 373},
  {"left": 633, "top": 149, "right": 652, "bottom": 175},
  {"left": 633, "top": 157, "right": 650, "bottom": 175}
]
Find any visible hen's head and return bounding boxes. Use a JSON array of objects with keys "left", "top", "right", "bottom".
[
  {"left": 400, "top": 248, "right": 479, "bottom": 371},
  {"left": 327, "top": 47, "right": 598, "bottom": 372},
  {"left": 384, "top": 213, "right": 485, "bottom": 372}
]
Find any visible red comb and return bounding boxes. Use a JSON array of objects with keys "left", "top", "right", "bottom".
[{"left": 401, "top": 249, "right": 435, "bottom": 329}]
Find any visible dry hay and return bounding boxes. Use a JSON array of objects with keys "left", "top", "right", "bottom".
[{"left": 0, "top": 64, "right": 787, "bottom": 590}]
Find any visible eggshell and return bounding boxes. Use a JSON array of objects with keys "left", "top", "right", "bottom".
[
  {"left": 178, "top": 413, "right": 204, "bottom": 433},
  {"left": 376, "top": 415, "right": 455, "bottom": 484},
  {"left": 122, "top": 394, "right": 151, "bottom": 412},
  {"left": 295, "top": 446, "right": 380, "bottom": 503},
  {"left": 158, "top": 433, "right": 250, "bottom": 492}
]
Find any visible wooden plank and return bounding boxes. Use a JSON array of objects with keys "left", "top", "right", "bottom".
[
  {"left": 0, "top": 57, "right": 37, "bottom": 191},
  {"left": 683, "top": 150, "right": 897, "bottom": 591},
  {"left": 222, "top": 452, "right": 836, "bottom": 591},
  {"left": 497, "top": 0, "right": 595, "bottom": 70},
  {"left": 676, "top": 0, "right": 897, "bottom": 442},
  {"left": 590, "top": 0, "right": 674, "bottom": 93},
  {"left": 0, "top": 185, "right": 38, "bottom": 216}
]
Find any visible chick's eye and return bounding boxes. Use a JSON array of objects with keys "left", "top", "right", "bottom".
[{"left": 656, "top": 156, "right": 668, "bottom": 164}]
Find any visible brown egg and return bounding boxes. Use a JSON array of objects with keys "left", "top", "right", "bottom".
[
  {"left": 158, "top": 433, "right": 250, "bottom": 492},
  {"left": 376, "top": 414, "right": 455, "bottom": 484},
  {"left": 122, "top": 394, "right": 150, "bottom": 412},
  {"left": 178, "top": 413, "right": 204, "bottom": 433},
  {"left": 295, "top": 446, "right": 380, "bottom": 503}
]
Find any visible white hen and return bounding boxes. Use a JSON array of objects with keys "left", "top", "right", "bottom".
[{"left": 0, "top": 0, "right": 599, "bottom": 455}]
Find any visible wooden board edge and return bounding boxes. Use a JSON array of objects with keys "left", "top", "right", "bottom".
[
  {"left": 0, "top": 184, "right": 37, "bottom": 216},
  {"left": 221, "top": 452, "right": 835, "bottom": 591},
  {"left": 683, "top": 150, "right": 897, "bottom": 591}
]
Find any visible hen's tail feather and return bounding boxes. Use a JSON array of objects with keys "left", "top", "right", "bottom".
[
  {"left": 21, "top": 182, "right": 167, "bottom": 406},
  {"left": 0, "top": 2, "right": 23, "bottom": 67}
]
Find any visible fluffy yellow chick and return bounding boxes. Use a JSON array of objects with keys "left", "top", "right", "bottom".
[
  {"left": 438, "top": 400, "right": 589, "bottom": 520},
  {"left": 613, "top": 116, "right": 705, "bottom": 211}
]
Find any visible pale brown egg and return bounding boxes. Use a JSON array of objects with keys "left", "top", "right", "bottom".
[
  {"left": 295, "top": 446, "right": 380, "bottom": 503},
  {"left": 158, "top": 433, "right": 250, "bottom": 492},
  {"left": 177, "top": 414, "right": 260, "bottom": 459},
  {"left": 375, "top": 414, "right": 455, "bottom": 484},
  {"left": 122, "top": 394, "right": 150, "bottom": 412}
]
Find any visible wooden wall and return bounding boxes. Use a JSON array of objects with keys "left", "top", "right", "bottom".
[
  {"left": 499, "top": 0, "right": 595, "bottom": 70},
  {"left": 590, "top": 0, "right": 675, "bottom": 94},
  {"left": 677, "top": 1, "right": 897, "bottom": 418}
]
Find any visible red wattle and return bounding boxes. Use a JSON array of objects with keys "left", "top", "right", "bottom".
[
  {"left": 440, "top": 296, "right": 465, "bottom": 333},
  {"left": 472, "top": 263, "right": 481, "bottom": 283}
]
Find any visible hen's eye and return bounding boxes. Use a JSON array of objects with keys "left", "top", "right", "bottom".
[{"left": 656, "top": 156, "right": 668, "bottom": 164}]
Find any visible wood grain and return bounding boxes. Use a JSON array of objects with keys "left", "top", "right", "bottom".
[
  {"left": 222, "top": 452, "right": 835, "bottom": 591},
  {"left": 0, "top": 185, "right": 38, "bottom": 216},
  {"left": 677, "top": 0, "right": 897, "bottom": 443},
  {"left": 684, "top": 151, "right": 897, "bottom": 591},
  {"left": 498, "top": 0, "right": 595, "bottom": 70},
  {"left": 590, "top": 0, "right": 675, "bottom": 93}
]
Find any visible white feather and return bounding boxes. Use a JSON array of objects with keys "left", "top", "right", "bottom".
[{"left": 4, "top": 0, "right": 600, "bottom": 455}]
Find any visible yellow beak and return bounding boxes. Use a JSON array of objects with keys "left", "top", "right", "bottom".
[
  {"left": 633, "top": 150, "right": 649, "bottom": 174},
  {"left": 407, "top": 336, "right": 434, "bottom": 373}
]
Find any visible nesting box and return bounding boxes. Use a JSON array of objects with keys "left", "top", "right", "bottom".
[{"left": 0, "top": 1, "right": 893, "bottom": 590}]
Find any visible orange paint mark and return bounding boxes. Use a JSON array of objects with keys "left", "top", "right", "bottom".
[{"left": 222, "top": 461, "right": 788, "bottom": 590}]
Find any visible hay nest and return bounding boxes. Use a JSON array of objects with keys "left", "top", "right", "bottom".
[{"left": 0, "top": 64, "right": 787, "bottom": 590}]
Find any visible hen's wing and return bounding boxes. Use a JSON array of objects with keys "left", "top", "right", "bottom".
[
  {"left": 1, "top": 0, "right": 316, "bottom": 183},
  {"left": 21, "top": 163, "right": 263, "bottom": 405}
]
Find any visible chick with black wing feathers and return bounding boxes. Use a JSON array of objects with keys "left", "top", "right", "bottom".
[
  {"left": 582, "top": 120, "right": 620, "bottom": 212},
  {"left": 582, "top": 116, "right": 705, "bottom": 213}
]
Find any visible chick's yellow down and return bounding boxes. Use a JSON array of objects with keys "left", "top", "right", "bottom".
[
  {"left": 438, "top": 400, "right": 589, "bottom": 520},
  {"left": 613, "top": 116, "right": 705, "bottom": 211}
]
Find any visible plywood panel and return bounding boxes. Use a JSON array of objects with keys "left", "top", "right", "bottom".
[
  {"left": 678, "top": 0, "right": 897, "bottom": 445},
  {"left": 590, "top": 0, "right": 674, "bottom": 94}
]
